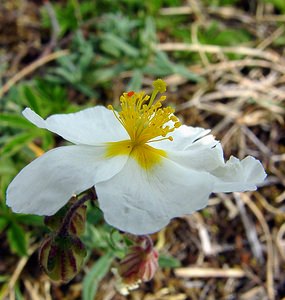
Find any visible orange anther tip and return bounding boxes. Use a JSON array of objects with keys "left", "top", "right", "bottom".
[{"left": 127, "top": 91, "right": 135, "bottom": 97}]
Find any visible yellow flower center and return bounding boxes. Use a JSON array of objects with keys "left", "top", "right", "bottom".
[{"left": 106, "top": 79, "right": 181, "bottom": 170}]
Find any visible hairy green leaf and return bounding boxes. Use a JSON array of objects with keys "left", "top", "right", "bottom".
[{"left": 83, "top": 252, "right": 114, "bottom": 300}]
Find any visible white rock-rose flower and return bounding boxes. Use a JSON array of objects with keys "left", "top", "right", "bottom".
[{"left": 6, "top": 80, "right": 266, "bottom": 234}]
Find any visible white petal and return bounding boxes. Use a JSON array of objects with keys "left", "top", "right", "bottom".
[
  {"left": 23, "top": 107, "right": 129, "bottom": 145},
  {"left": 212, "top": 156, "right": 267, "bottom": 192},
  {"left": 96, "top": 157, "right": 215, "bottom": 235},
  {"left": 154, "top": 125, "right": 212, "bottom": 151},
  {"left": 153, "top": 125, "right": 225, "bottom": 172},
  {"left": 166, "top": 142, "right": 224, "bottom": 172},
  {"left": 6, "top": 145, "right": 128, "bottom": 215}
]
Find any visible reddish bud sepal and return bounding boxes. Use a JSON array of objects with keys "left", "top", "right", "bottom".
[{"left": 39, "top": 234, "right": 86, "bottom": 283}]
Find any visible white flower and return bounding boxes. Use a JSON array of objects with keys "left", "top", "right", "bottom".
[{"left": 6, "top": 80, "right": 267, "bottom": 235}]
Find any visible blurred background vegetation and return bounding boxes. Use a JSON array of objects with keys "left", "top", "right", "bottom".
[{"left": 0, "top": 0, "right": 285, "bottom": 299}]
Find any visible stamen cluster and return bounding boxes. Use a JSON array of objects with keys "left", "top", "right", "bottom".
[{"left": 108, "top": 79, "right": 181, "bottom": 145}]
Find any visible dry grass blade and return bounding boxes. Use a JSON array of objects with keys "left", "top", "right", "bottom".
[
  {"left": 234, "top": 193, "right": 264, "bottom": 263},
  {"left": 197, "top": 59, "right": 285, "bottom": 76},
  {"left": 276, "top": 223, "right": 285, "bottom": 261},
  {"left": 192, "top": 213, "right": 213, "bottom": 256},
  {"left": 23, "top": 279, "right": 43, "bottom": 300},
  {"left": 240, "top": 286, "right": 268, "bottom": 300},
  {"left": 174, "top": 267, "right": 245, "bottom": 278},
  {"left": 156, "top": 43, "right": 280, "bottom": 62},
  {"left": 0, "top": 50, "right": 69, "bottom": 98},
  {"left": 1, "top": 244, "right": 38, "bottom": 300},
  {"left": 240, "top": 126, "right": 271, "bottom": 155},
  {"left": 241, "top": 193, "right": 275, "bottom": 300},
  {"left": 255, "top": 191, "right": 285, "bottom": 216},
  {"left": 160, "top": 5, "right": 285, "bottom": 22},
  {"left": 276, "top": 191, "right": 285, "bottom": 203}
]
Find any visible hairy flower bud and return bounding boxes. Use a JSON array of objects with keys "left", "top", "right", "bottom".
[
  {"left": 114, "top": 235, "right": 158, "bottom": 294},
  {"left": 44, "top": 201, "right": 87, "bottom": 236},
  {"left": 44, "top": 207, "right": 68, "bottom": 231},
  {"left": 39, "top": 234, "right": 86, "bottom": 283},
  {"left": 67, "top": 204, "right": 87, "bottom": 236}
]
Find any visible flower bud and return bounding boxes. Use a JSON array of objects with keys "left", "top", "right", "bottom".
[
  {"left": 68, "top": 204, "right": 87, "bottom": 236},
  {"left": 39, "top": 234, "right": 86, "bottom": 283},
  {"left": 44, "top": 202, "right": 87, "bottom": 236},
  {"left": 44, "top": 206, "right": 68, "bottom": 231},
  {"left": 115, "top": 235, "right": 158, "bottom": 294}
]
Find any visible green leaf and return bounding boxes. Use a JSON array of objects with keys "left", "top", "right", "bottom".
[
  {"left": 86, "top": 205, "right": 104, "bottom": 225},
  {"left": 144, "top": 51, "right": 202, "bottom": 82},
  {"left": 212, "top": 29, "right": 251, "bottom": 46},
  {"left": 53, "top": 67, "right": 80, "bottom": 83},
  {"left": 100, "top": 40, "right": 121, "bottom": 57},
  {"left": 0, "top": 114, "right": 34, "bottom": 129},
  {"left": 0, "top": 217, "right": 8, "bottom": 233},
  {"left": 83, "top": 252, "right": 114, "bottom": 300},
  {"left": 173, "top": 64, "right": 203, "bottom": 82},
  {"left": 0, "top": 132, "right": 37, "bottom": 158},
  {"left": 0, "top": 282, "right": 9, "bottom": 299},
  {"left": 0, "top": 275, "right": 9, "bottom": 283},
  {"left": 74, "top": 83, "right": 97, "bottom": 98},
  {"left": 83, "top": 224, "right": 110, "bottom": 250},
  {"left": 91, "top": 68, "right": 120, "bottom": 84},
  {"left": 15, "top": 215, "right": 44, "bottom": 227},
  {"left": 21, "top": 85, "right": 41, "bottom": 114},
  {"left": 14, "top": 282, "right": 25, "bottom": 300},
  {"left": 7, "top": 222, "right": 28, "bottom": 256},
  {"left": 101, "top": 33, "right": 139, "bottom": 58},
  {"left": 262, "top": 0, "right": 285, "bottom": 12},
  {"left": 158, "top": 254, "right": 181, "bottom": 268},
  {"left": 127, "top": 70, "right": 143, "bottom": 91},
  {"left": 0, "top": 158, "right": 17, "bottom": 201},
  {"left": 0, "top": 158, "right": 17, "bottom": 175},
  {"left": 0, "top": 173, "right": 14, "bottom": 202}
]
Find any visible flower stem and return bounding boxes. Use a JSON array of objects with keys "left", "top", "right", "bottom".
[
  {"left": 125, "top": 234, "right": 154, "bottom": 253},
  {"left": 140, "top": 235, "right": 153, "bottom": 253},
  {"left": 58, "top": 189, "right": 96, "bottom": 236}
]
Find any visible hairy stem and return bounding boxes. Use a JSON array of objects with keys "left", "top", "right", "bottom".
[{"left": 58, "top": 189, "right": 96, "bottom": 236}]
